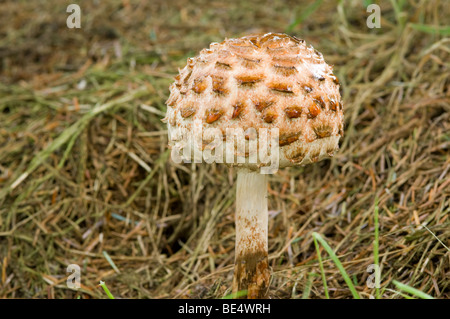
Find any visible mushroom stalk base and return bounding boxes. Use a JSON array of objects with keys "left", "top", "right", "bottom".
[{"left": 232, "top": 169, "right": 269, "bottom": 299}]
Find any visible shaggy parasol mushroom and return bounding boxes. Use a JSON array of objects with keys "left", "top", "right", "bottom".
[{"left": 164, "top": 33, "right": 343, "bottom": 298}]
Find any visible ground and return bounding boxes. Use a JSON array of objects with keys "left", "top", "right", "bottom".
[{"left": 0, "top": 0, "right": 449, "bottom": 299}]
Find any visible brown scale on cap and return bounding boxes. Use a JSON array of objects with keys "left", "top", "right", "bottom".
[
  {"left": 272, "top": 56, "right": 301, "bottom": 67},
  {"left": 279, "top": 132, "right": 301, "bottom": 146},
  {"left": 192, "top": 77, "right": 208, "bottom": 94},
  {"left": 262, "top": 110, "right": 277, "bottom": 123},
  {"left": 235, "top": 74, "right": 264, "bottom": 86},
  {"left": 284, "top": 106, "right": 302, "bottom": 119},
  {"left": 211, "top": 76, "right": 229, "bottom": 95},
  {"left": 313, "top": 96, "right": 327, "bottom": 110},
  {"left": 205, "top": 109, "right": 223, "bottom": 124},
  {"left": 313, "top": 124, "right": 333, "bottom": 139},
  {"left": 329, "top": 97, "right": 339, "bottom": 112},
  {"left": 166, "top": 32, "right": 344, "bottom": 166},
  {"left": 165, "top": 89, "right": 178, "bottom": 106},
  {"left": 303, "top": 85, "right": 313, "bottom": 93},
  {"left": 307, "top": 103, "right": 321, "bottom": 119},
  {"left": 239, "top": 56, "right": 261, "bottom": 69},
  {"left": 232, "top": 102, "right": 245, "bottom": 119},
  {"left": 180, "top": 106, "right": 196, "bottom": 118},
  {"left": 268, "top": 82, "right": 295, "bottom": 94},
  {"left": 216, "top": 61, "right": 232, "bottom": 70},
  {"left": 254, "top": 100, "right": 274, "bottom": 112},
  {"left": 273, "top": 65, "right": 298, "bottom": 76}
]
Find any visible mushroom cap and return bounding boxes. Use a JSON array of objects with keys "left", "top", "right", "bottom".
[{"left": 165, "top": 33, "right": 344, "bottom": 170}]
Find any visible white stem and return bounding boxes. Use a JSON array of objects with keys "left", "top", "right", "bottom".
[
  {"left": 233, "top": 168, "right": 269, "bottom": 298},
  {"left": 235, "top": 169, "right": 268, "bottom": 258}
]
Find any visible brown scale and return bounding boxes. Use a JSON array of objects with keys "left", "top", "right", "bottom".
[
  {"left": 179, "top": 86, "right": 188, "bottom": 95},
  {"left": 261, "top": 33, "right": 299, "bottom": 45},
  {"left": 272, "top": 65, "right": 298, "bottom": 76},
  {"left": 181, "top": 70, "right": 192, "bottom": 87},
  {"left": 187, "top": 58, "right": 195, "bottom": 69},
  {"left": 284, "top": 106, "right": 302, "bottom": 119},
  {"left": 329, "top": 98, "right": 339, "bottom": 112},
  {"left": 312, "top": 74, "right": 326, "bottom": 81},
  {"left": 254, "top": 100, "right": 274, "bottom": 112},
  {"left": 196, "top": 57, "right": 210, "bottom": 66},
  {"left": 331, "top": 75, "right": 339, "bottom": 85},
  {"left": 232, "top": 102, "right": 245, "bottom": 119},
  {"left": 248, "top": 37, "right": 260, "bottom": 48},
  {"left": 212, "top": 76, "right": 229, "bottom": 95},
  {"left": 267, "top": 82, "right": 294, "bottom": 94},
  {"left": 258, "top": 33, "right": 285, "bottom": 45},
  {"left": 205, "top": 109, "right": 223, "bottom": 124},
  {"left": 262, "top": 110, "right": 277, "bottom": 123},
  {"left": 313, "top": 96, "right": 326, "bottom": 110},
  {"left": 180, "top": 106, "right": 196, "bottom": 118},
  {"left": 192, "top": 77, "right": 208, "bottom": 94},
  {"left": 272, "top": 56, "right": 300, "bottom": 67},
  {"left": 235, "top": 74, "right": 264, "bottom": 86},
  {"left": 201, "top": 48, "right": 214, "bottom": 55},
  {"left": 313, "top": 124, "right": 333, "bottom": 139},
  {"left": 174, "top": 74, "right": 181, "bottom": 84},
  {"left": 279, "top": 132, "right": 301, "bottom": 146},
  {"left": 310, "top": 150, "right": 320, "bottom": 162},
  {"left": 308, "top": 103, "right": 321, "bottom": 119},
  {"left": 326, "top": 145, "right": 336, "bottom": 157},
  {"left": 287, "top": 146, "right": 307, "bottom": 163},
  {"left": 165, "top": 92, "right": 178, "bottom": 107},
  {"left": 303, "top": 85, "right": 313, "bottom": 93},
  {"left": 238, "top": 56, "right": 261, "bottom": 69},
  {"left": 230, "top": 39, "right": 254, "bottom": 47},
  {"left": 263, "top": 39, "right": 291, "bottom": 49},
  {"left": 216, "top": 61, "right": 232, "bottom": 70}
]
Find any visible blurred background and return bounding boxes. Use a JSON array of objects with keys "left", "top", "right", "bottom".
[{"left": 0, "top": 0, "right": 448, "bottom": 298}]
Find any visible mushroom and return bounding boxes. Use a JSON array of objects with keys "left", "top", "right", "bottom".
[{"left": 164, "top": 33, "right": 343, "bottom": 298}]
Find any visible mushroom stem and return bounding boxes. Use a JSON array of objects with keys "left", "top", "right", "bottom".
[{"left": 233, "top": 168, "right": 270, "bottom": 299}]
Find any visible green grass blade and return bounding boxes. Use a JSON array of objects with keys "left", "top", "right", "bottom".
[
  {"left": 409, "top": 23, "right": 450, "bottom": 36},
  {"left": 392, "top": 280, "right": 434, "bottom": 299},
  {"left": 313, "top": 236, "right": 329, "bottom": 299},
  {"left": 102, "top": 251, "right": 121, "bottom": 274},
  {"left": 312, "top": 232, "right": 360, "bottom": 299},
  {"left": 99, "top": 281, "right": 115, "bottom": 299},
  {"left": 301, "top": 273, "right": 319, "bottom": 299},
  {"left": 222, "top": 290, "right": 248, "bottom": 299}
]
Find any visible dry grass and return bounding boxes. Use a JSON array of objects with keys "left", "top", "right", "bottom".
[{"left": 0, "top": 0, "right": 449, "bottom": 299}]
